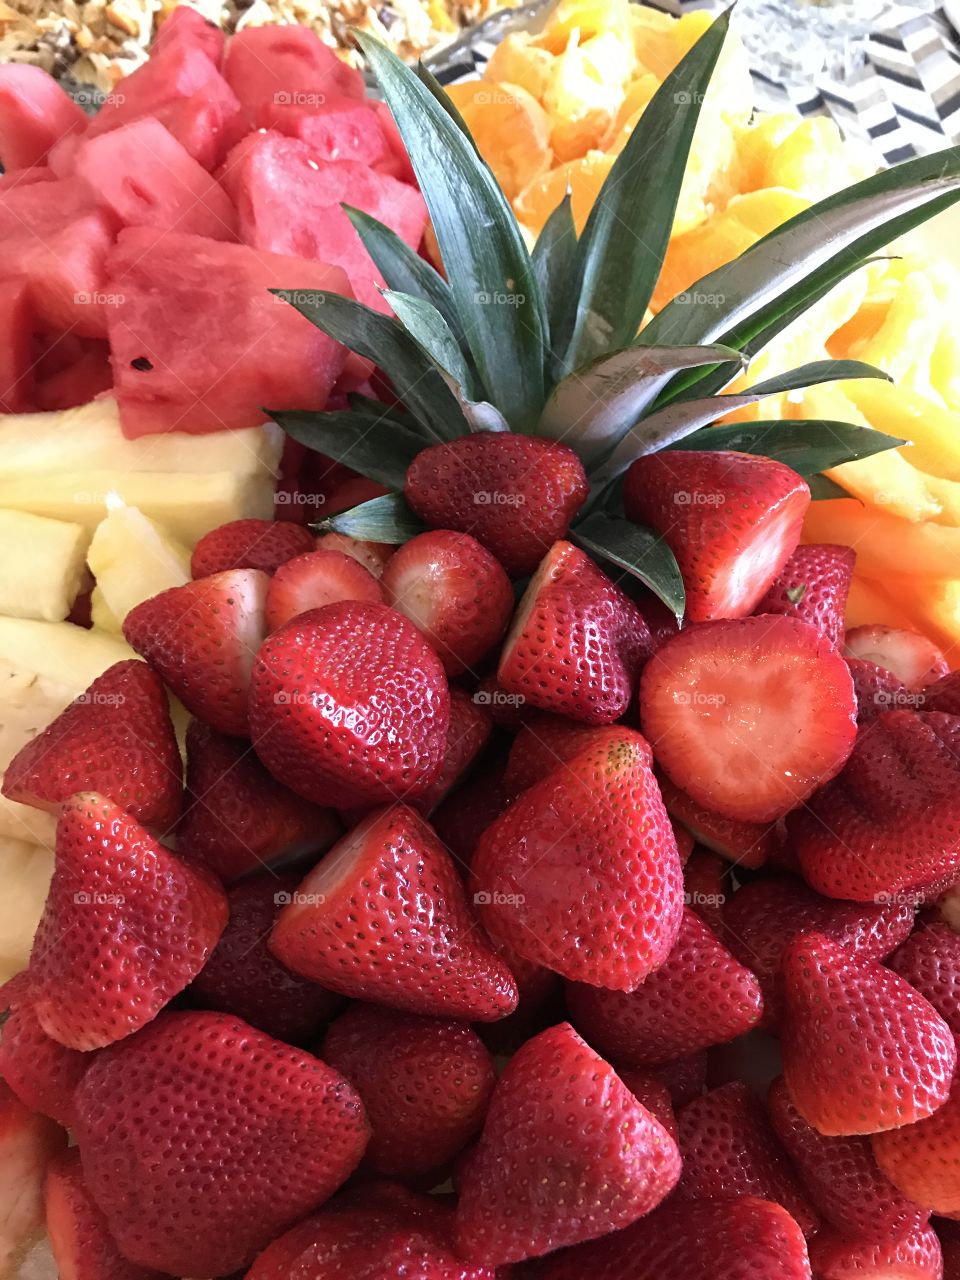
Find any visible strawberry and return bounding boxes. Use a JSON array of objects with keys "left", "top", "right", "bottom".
[
  {"left": 27, "top": 792, "right": 228, "bottom": 1050},
  {"left": 0, "top": 1002, "right": 90, "bottom": 1127},
  {"left": 889, "top": 923, "right": 960, "bottom": 1038},
  {"left": 381, "top": 530, "right": 515, "bottom": 676},
  {"left": 657, "top": 773, "right": 778, "bottom": 868},
  {"left": 808, "top": 1224, "right": 943, "bottom": 1280},
  {"left": 470, "top": 728, "right": 683, "bottom": 990},
  {"left": 780, "top": 931, "right": 956, "bottom": 1135},
  {"left": 178, "top": 719, "right": 343, "bottom": 883},
  {"left": 941, "top": 1222, "right": 960, "bottom": 1278},
  {"left": 676, "top": 1081, "right": 820, "bottom": 1237},
  {"left": 123, "top": 568, "right": 269, "bottom": 737},
  {"left": 320, "top": 1004, "right": 496, "bottom": 1176},
  {"left": 404, "top": 433, "right": 589, "bottom": 577},
  {"left": 503, "top": 713, "right": 632, "bottom": 797},
  {"left": 45, "top": 1147, "right": 165, "bottom": 1280},
  {"left": 721, "top": 874, "right": 915, "bottom": 1027},
  {"left": 431, "top": 762, "right": 512, "bottom": 869},
  {"left": 753, "top": 543, "right": 854, "bottom": 647},
  {"left": 249, "top": 600, "right": 450, "bottom": 809},
  {"left": 623, "top": 450, "right": 810, "bottom": 623},
  {"left": 616, "top": 1069, "right": 678, "bottom": 1139},
  {"left": 789, "top": 710, "right": 960, "bottom": 902},
  {"left": 191, "top": 518, "right": 315, "bottom": 578},
  {"left": 682, "top": 848, "right": 730, "bottom": 935},
  {"left": 846, "top": 655, "right": 914, "bottom": 720},
  {"left": 314, "top": 531, "right": 394, "bottom": 578},
  {"left": 924, "top": 670, "right": 960, "bottom": 715},
  {"left": 566, "top": 906, "right": 763, "bottom": 1065},
  {"left": 190, "top": 873, "right": 342, "bottom": 1043},
  {"left": 269, "top": 803, "right": 518, "bottom": 1021},
  {"left": 872, "top": 1074, "right": 960, "bottom": 1214},
  {"left": 413, "top": 687, "right": 492, "bottom": 816},
  {"left": 497, "top": 541, "right": 652, "bottom": 724},
  {"left": 529, "top": 1196, "right": 814, "bottom": 1280},
  {"left": 649, "top": 1050, "right": 708, "bottom": 1107},
  {"left": 641, "top": 614, "right": 857, "bottom": 822},
  {"left": 480, "top": 932, "right": 563, "bottom": 1056},
  {"left": 454, "top": 1022, "right": 681, "bottom": 1265},
  {"left": 72, "top": 1010, "right": 370, "bottom": 1275},
  {"left": 0, "top": 1080, "right": 67, "bottom": 1271},
  {"left": 473, "top": 671, "right": 529, "bottom": 728},
  {"left": 845, "top": 624, "right": 949, "bottom": 691},
  {"left": 672, "top": 817, "right": 695, "bottom": 864},
  {"left": 265, "top": 548, "right": 385, "bottom": 632},
  {"left": 768, "top": 1075, "right": 931, "bottom": 1243},
  {"left": 2, "top": 660, "right": 181, "bottom": 830}
]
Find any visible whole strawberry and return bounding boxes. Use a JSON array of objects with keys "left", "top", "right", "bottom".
[
  {"left": 754, "top": 543, "right": 854, "bottom": 647},
  {"left": 191, "top": 518, "right": 315, "bottom": 578},
  {"left": 404, "top": 433, "right": 588, "bottom": 576},
  {"left": 0, "top": 1002, "right": 91, "bottom": 1128},
  {"left": 846, "top": 656, "right": 912, "bottom": 721},
  {"left": 808, "top": 1223, "right": 943, "bottom": 1280},
  {"left": 249, "top": 600, "right": 450, "bottom": 809},
  {"left": 872, "top": 1072, "right": 960, "bottom": 1214},
  {"left": 889, "top": 923, "right": 960, "bottom": 1038},
  {"left": 413, "top": 687, "right": 492, "bottom": 816}
]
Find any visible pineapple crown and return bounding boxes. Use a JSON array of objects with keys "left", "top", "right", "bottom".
[{"left": 271, "top": 10, "right": 960, "bottom": 619}]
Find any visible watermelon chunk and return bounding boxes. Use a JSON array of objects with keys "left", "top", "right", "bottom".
[
  {"left": 224, "top": 25, "right": 364, "bottom": 125},
  {"left": 0, "top": 64, "right": 87, "bottom": 170},
  {"left": 66, "top": 118, "right": 236, "bottom": 241},
  {"left": 0, "top": 280, "right": 36, "bottom": 411},
  {"left": 220, "top": 132, "right": 427, "bottom": 312},
  {"left": 152, "top": 5, "right": 225, "bottom": 67},
  {"left": 34, "top": 337, "right": 112, "bottom": 410},
  {"left": 257, "top": 96, "right": 392, "bottom": 168},
  {"left": 106, "top": 228, "right": 350, "bottom": 436}
]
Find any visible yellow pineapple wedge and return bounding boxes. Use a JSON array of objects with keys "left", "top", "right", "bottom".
[
  {"left": 87, "top": 498, "right": 192, "bottom": 634},
  {"left": 0, "top": 510, "right": 90, "bottom": 622},
  {"left": 0, "top": 834, "right": 53, "bottom": 983}
]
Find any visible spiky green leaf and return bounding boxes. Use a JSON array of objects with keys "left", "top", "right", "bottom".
[
  {"left": 383, "top": 289, "right": 478, "bottom": 396},
  {"left": 268, "top": 410, "right": 424, "bottom": 491},
  {"left": 314, "top": 493, "right": 426, "bottom": 543},
  {"left": 415, "top": 60, "right": 481, "bottom": 155},
  {"left": 744, "top": 359, "right": 892, "bottom": 398},
  {"left": 808, "top": 474, "right": 851, "bottom": 500},
  {"left": 573, "top": 512, "right": 685, "bottom": 622},
  {"left": 532, "top": 192, "right": 578, "bottom": 365},
  {"left": 672, "top": 418, "right": 907, "bottom": 476}
]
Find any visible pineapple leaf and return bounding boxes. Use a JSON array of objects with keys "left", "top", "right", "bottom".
[
  {"left": 442, "top": 384, "right": 511, "bottom": 432},
  {"left": 572, "top": 512, "right": 685, "bottom": 622},
  {"left": 532, "top": 192, "right": 578, "bottom": 367},
  {"left": 273, "top": 289, "right": 463, "bottom": 441},
  {"left": 314, "top": 493, "right": 426, "bottom": 543},
  {"left": 672, "top": 418, "right": 906, "bottom": 475},
  {"left": 808, "top": 474, "right": 851, "bottom": 500},
  {"left": 415, "top": 60, "right": 481, "bottom": 156},
  {"left": 357, "top": 32, "right": 546, "bottom": 429},
  {"left": 539, "top": 343, "right": 745, "bottom": 465},
  {"left": 347, "top": 392, "right": 420, "bottom": 427},
  {"left": 382, "top": 289, "right": 478, "bottom": 397},
  {"left": 562, "top": 8, "right": 731, "bottom": 374},
  {"left": 739, "top": 358, "right": 892, "bottom": 398},
  {"left": 266, "top": 410, "right": 424, "bottom": 491}
]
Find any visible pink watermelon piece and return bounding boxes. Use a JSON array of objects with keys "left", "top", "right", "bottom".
[
  {"left": 106, "top": 228, "right": 350, "bottom": 436},
  {"left": 224, "top": 25, "right": 364, "bottom": 125},
  {"left": 34, "top": 336, "right": 112, "bottom": 411},
  {"left": 256, "top": 96, "right": 392, "bottom": 169},
  {"left": 0, "top": 64, "right": 87, "bottom": 171},
  {"left": 65, "top": 117, "right": 236, "bottom": 241},
  {"left": 152, "top": 5, "right": 225, "bottom": 68},
  {"left": 372, "top": 101, "right": 416, "bottom": 184},
  {"left": 220, "top": 131, "right": 427, "bottom": 313},
  {"left": 0, "top": 280, "right": 36, "bottom": 411}
]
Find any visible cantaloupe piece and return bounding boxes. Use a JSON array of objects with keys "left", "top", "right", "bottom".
[
  {"left": 844, "top": 575, "right": 919, "bottom": 632},
  {"left": 446, "top": 81, "right": 553, "bottom": 200},
  {"left": 803, "top": 499, "right": 960, "bottom": 578},
  {"left": 87, "top": 500, "right": 191, "bottom": 633},
  {"left": 0, "top": 510, "right": 90, "bottom": 621}
]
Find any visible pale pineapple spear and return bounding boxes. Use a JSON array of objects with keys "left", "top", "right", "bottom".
[{"left": 270, "top": 10, "right": 960, "bottom": 624}]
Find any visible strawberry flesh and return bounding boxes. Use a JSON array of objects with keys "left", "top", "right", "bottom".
[
  {"left": 265, "top": 548, "right": 385, "bottom": 632},
  {"left": 845, "top": 623, "right": 949, "bottom": 691}
]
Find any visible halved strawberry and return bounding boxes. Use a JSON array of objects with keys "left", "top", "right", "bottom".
[
  {"left": 498, "top": 541, "right": 652, "bottom": 725},
  {"left": 808, "top": 1223, "right": 942, "bottom": 1280},
  {"left": 889, "top": 923, "right": 960, "bottom": 1039},
  {"left": 0, "top": 1003, "right": 90, "bottom": 1128},
  {"left": 123, "top": 568, "right": 269, "bottom": 737},
  {"left": 471, "top": 728, "right": 683, "bottom": 990},
  {"left": 413, "top": 686, "right": 492, "bottom": 816},
  {"left": 72, "top": 1010, "right": 370, "bottom": 1275},
  {"left": 640, "top": 615, "right": 857, "bottom": 823},
  {"left": 845, "top": 655, "right": 913, "bottom": 720},
  {"left": 27, "top": 792, "right": 228, "bottom": 1050},
  {"left": 872, "top": 1074, "right": 960, "bottom": 1214},
  {"left": 0, "top": 1080, "right": 66, "bottom": 1271},
  {"left": 314, "top": 531, "right": 394, "bottom": 578},
  {"left": 249, "top": 600, "right": 450, "bottom": 809},
  {"left": 780, "top": 931, "right": 956, "bottom": 1135},
  {"left": 2, "top": 660, "right": 181, "bottom": 830},
  {"left": 657, "top": 773, "right": 778, "bottom": 868},
  {"left": 624, "top": 450, "right": 810, "bottom": 623},
  {"left": 381, "top": 529, "right": 514, "bottom": 675},
  {"left": 191, "top": 518, "right": 314, "bottom": 578},
  {"left": 845, "top": 624, "right": 949, "bottom": 691},
  {"left": 566, "top": 907, "right": 763, "bottom": 1066},
  {"left": 454, "top": 1022, "right": 681, "bottom": 1265},
  {"left": 265, "top": 548, "right": 385, "bottom": 632},
  {"left": 269, "top": 804, "right": 517, "bottom": 1021},
  {"left": 754, "top": 543, "right": 854, "bottom": 647},
  {"left": 404, "top": 433, "right": 589, "bottom": 577}
]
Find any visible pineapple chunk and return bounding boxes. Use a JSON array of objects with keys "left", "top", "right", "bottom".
[
  {"left": 541, "top": 0, "right": 632, "bottom": 50},
  {"left": 485, "top": 33, "right": 555, "bottom": 101},
  {"left": 544, "top": 31, "right": 633, "bottom": 162},
  {"left": 0, "top": 618, "right": 135, "bottom": 692},
  {"left": 845, "top": 381, "right": 960, "bottom": 483},
  {"left": 0, "top": 835, "right": 53, "bottom": 983},
  {"left": 515, "top": 149, "right": 614, "bottom": 236},
  {"left": 88, "top": 500, "right": 191, "bottom": 633},
  {"left": 0, "top": 510, "right": 90, "bottom": 622}
]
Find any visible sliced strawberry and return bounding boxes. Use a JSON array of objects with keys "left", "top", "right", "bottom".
[
  {"left": 404, "top": 433, "right": 589, "bottom": 577},
  {"left": 381, "top": 530, "right": 514, "bottom": 676},
  {"left": 566, "top": 907, "right": 762, "bottom": 1066},
  {"left": 640, "top": 615, "right": 857, "bottom": 823},
  {"left": 265, "top": 548, "right": 385, "bottom": 632},
  {"left": 624, "top": 450, "right": 810, "bottom": 623},
  {"left": 754, "top": 543, "right": 854, "bottom": 647},
  {"left": 675, "top": 1081, "right": 819, "bottom": 1236},
  {"left": 123, "top": 568, "right": 269, "bottom": 737},
  {"left": 454, "top": 1022, "right": 681, "bottom": 1265},
  {"left": 471, "top": 728, "right": 683, "bottom": 990},
  {"left": 790, "top": 710, "right": 960, "bottom": 902},
  {"left": 269, "top": 804, "right": 517, "bottom": 1021},
  {"left": 72, "top": 1010, "right": 370, "bottom": 1275},
  {"left": 846, "top": 655, "right": 913, "bottom": 720},
  {"left": 190, "top": 873, "right": 342, "bottom": 1043},
  {"left": 657, "top": 773, "right": 778, "bottom": 868},
  {"left": 431, "top": 762, "right": 512, "bottom": 870},
  {"left": 808, "top": 1223, "right": 942, "bottom": 1280},
  {"left": 780, "top": 931, "right": 956, "bottom": 1135},
  {"left": 321, "top": 1004, "right": 495, "bottom": 1176},
  {"left": 191, "top": 518, "right": 314, "bottom": 578},
  {"left": 845, "top": 624, "right": 949, "bottom": 692},
  {"left": 872, "top": 1074, "right": 960, "bottom": 1215},
  {"left": 0, "top": 1003, "right": 90, "bottom": 1128},
  {"left": 768, "top": 1075, "right": 931, "bottom": 1243},
  {"left": 721, "top": 874, "right": 915, "bottom": 1027},
  {"left": 924, "top": 670, "right": 960, "bottom": 715},
  {"left": 27, "top": 792, "right": 228, "bottom": 1050},
  {"left": 498, "top": 541, "right": 653, "bottom": 725},
  {"left": 2, "top": 660, "right": 181, "bottom": 830},
  {"left": 46, "top": 1147, "right": 165, "bottom": 1280},
  {"left": 314, "top": 531, "right": 394, "bottom": 578},
  {"left": 889, "top": 923, "right": 960, "bottom": 1039},
  {"left": 0, "top": 1080, "right": 66, "bottom": 1271},
  {"left": 616, "top": 1068, "right": 678, "bottom": 1139},
  {"left": 178, "top": 719, "right": 342, "bottom": 883},
  {"left": 249, "top": 600, "right": 450, "bottom": 809},
  {"left": 413, "top": 687, "right": 492, "bottom": 816},
  {"left": 683, "top": 848, "right": 730, "bottom": 935},
  {"left": 650, "top": 1050, "right": 708, "bottom": 1107}
]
